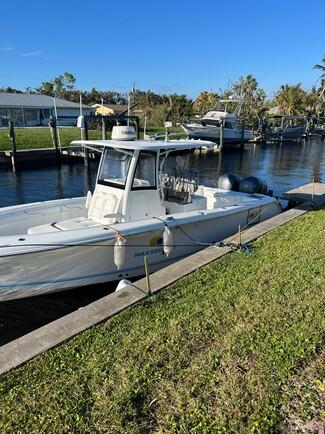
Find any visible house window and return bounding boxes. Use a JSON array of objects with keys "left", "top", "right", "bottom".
[
  {"left": 0, "top": 109, "right": 10, "bottom": 127},
  {"left": 24, "top": 109, "right": 39, "bottom": 122}
]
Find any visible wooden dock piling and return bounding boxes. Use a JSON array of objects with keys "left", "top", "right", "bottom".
[
  {"left": 240, "top": 123, "right": 245, "bottom": 149},
  {"left": 101, "top": 117, "right": 106, "bottom": 140},
  {"left": 220, "top": 120, "right": 224, "bottom": 149},
  {"left": 8, "top": 120, "right": 17, "bottom": 171},
  {"left": 135, "top": 117, "right": 140, "bottom": 140},
  {"left": 48, "top": 116, "right": 60, "bottom": 159},
  {"left": 81, "top": 119, "right": 90, "bottom": 171}
]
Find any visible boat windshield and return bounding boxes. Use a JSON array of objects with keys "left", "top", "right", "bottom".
[{"left": 98, "top": 148, "right": 133, "bottom": 189}]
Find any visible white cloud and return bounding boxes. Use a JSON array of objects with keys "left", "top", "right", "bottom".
[
  {"left": 0, "top": 46, "right": 15, "bottom": 52},
  {"left": 21, "top": 50, "right": 42, "bottom": 57}
]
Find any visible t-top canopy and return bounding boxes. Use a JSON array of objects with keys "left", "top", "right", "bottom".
[{"left": 71, "top": 139, "right": 215, "bottom": 152}]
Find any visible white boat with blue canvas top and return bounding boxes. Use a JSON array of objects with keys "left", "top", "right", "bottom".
[{"left": 0, "top": 128, "right": 281, "bottom": 301}]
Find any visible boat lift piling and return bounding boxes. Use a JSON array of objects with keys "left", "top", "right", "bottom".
[
  {"left": 101, "top": 117, "right": 107, "bottom": 140},
  {"left": 219, "top": 120, "right": 224, "bottom": 149},
  {"left": 240, "top": 122, "right": 245, "bottom": 149},
  {"left": 48, "top": 116, "right": 61, "bottom": 161},
  {"left": 8, "top": 119, "right": 17, "bottom": 171}
]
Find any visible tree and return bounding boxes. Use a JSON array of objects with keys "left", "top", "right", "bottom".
[
  {"left": 304, "top": 86, "right": 320, "bottom": 114},
  {"left": 37, "top": 72, "right": 76, "bottom": 97},
  {"left": 192, "top": 91, "right": 219, "bottom": 115},
  {"left": 313, "top": 54, "right": 325, "bottom": 79},
  {"left": 275, "top": 84, "right": 307, "bottom": 116},
  {"left": 38, "top": 81, "right": 54, "bottom": 96},
  {"left": 0, "top": 86, "right": 23, "bottom": 93},
  {"left": 168, "top": 94, "right": 192, "bottom": 124},
  {"left": 313, "top": 54, "right": 325, "bottom": 113},
  {"left": 231, "top": 74, "right": 266, "bottom": 127}
]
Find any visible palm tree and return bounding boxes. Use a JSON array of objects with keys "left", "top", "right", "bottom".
[
  {"left": 313, "top": 55, "right": 325, "bottom": 110},
  {"left": 275, "top": 84, "right": 306, "bottom": 116},
  {"left": 313, "top": 55, "right": 325, "bottom": 78}
]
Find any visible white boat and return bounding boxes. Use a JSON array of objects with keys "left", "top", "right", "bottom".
[
  {"left": 182, "top": 99, "right": 252, "bottom": 146},
  {"left": 0, "top": 133, "right": 281, "bottom": 301}
]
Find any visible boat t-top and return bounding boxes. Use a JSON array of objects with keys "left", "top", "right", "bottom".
[
  {"left": 182, "top": 99, "right": 252, "bottom": 146},
  {"left": 0, "top": 128, "right": 281, "bottom": 301}
]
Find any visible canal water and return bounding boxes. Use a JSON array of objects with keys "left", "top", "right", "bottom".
[{"left": 1, "top": 137, "right": 324, "bottom": 346}]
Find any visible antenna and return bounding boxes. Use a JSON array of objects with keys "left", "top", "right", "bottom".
[
  {"left": 79, "top": 94, "right": 83, "bottom": 116},
  {"left": 127, "top": 94, "right": 130, "bottom": 126}
]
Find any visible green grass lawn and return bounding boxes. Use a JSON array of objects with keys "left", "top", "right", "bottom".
[
  {"left": 0, "top": 127, "right": 185, "bottom": 151},
  {"left": 0, "top": 209, "right": 324, "bottom": 433},
  {"left": 0, "top": 127, "right": 102, "bottom": 151}
]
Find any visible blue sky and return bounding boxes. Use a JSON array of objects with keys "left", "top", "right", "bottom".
[{"left": 0, "top": 0, "right": 324, "bottom": 99}]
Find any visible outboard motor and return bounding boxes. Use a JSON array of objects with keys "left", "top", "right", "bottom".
[
  {"left": 238, "top": 176, "right": 268, "bottom": 195},
  {"left": 217, "top": 173, "right": 241, "bottom": 191}
]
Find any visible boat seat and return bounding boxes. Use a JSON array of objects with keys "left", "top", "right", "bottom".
[
  {"left": 55, "top": 217, "right": 100, "bottom": 231},
  {"left": 27, "top": 223, "right": 61, "bottom": 235},
  {"left": 88, "top": 191, "right": 120, "bottom": 224},
  {"left": 27, "top": 217, "right": 100, "bottom": 234}
]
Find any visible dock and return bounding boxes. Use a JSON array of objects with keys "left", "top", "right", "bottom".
[
  {"left": 282, "top": 182, "right": 325, "bottom": 207},
  {"left": 60, "top": 145, "right": 99, "bottom": 160},
  {"left": 0, "top": 146, "right": 99, "bottom": 168},
  {"left": 4, "top": 148, "right": 59, "bottom": 165}
]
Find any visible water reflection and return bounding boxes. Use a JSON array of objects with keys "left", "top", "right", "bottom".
[
  {"left": 1, "top": 139, "right": 324, "bottom": 208},
  {"left": 0, "top": 160, "right": 99, "bottom": 207}
]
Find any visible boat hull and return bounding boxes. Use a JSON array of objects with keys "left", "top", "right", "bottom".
[
  {"left": 265, "top": 126, "right": 304, "bottom": 142},
  {"left": 182, "top": 124, "right": 252, "bottom": 145},
  {"left": 0, "top": 199, "right": 280, "bottom": 301}
]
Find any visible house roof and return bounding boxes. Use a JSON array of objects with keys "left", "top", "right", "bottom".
[
  {"left": 103, "top": 104, "right": 129, "bottom": 113},
  {"left": 0, "top": 92, "right": 92, "bottom": 109}
]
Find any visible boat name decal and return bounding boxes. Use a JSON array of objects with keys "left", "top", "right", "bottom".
[{"left": 134, "top": 247, "right": 163, "bottom": 258}]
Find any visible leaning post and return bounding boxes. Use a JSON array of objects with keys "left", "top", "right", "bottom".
[{"left": 8, "top": 119, "right": 17, "bottom": 171}]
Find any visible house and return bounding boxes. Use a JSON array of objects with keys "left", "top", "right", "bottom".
[
  {"left": 266, "top": 106, "right": 283, "bottom": 116},
  {"left": 92, "top": 103, "right": 129, "bottom": 116},
  {"left": 0, "top": 93, "right": 94, "bottom": 127}
]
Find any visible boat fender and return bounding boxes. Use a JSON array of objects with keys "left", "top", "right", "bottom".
[
  {"left": 115, "top": 279, "right": 132, "bottom": 292},
  {"left": 77, "top": 115, "right": 85, "bottom": 129},
  {"left": 114, "top": 236, "right": 126, "bottom": 270},
  {"left": 163, "top": 226, "right": 173, "bottom": 256},
  {"left": 85, "top": 190, "right": 92, "bottom": 208}
]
